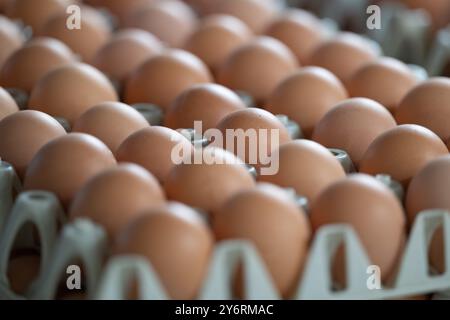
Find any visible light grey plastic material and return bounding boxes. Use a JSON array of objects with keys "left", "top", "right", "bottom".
[
  {"left": 5, "top": 88, "right": 28, "bottom": 110},
  {"left": 427, "top": 27, "right": 450, "bottom": 76},
  {"left": 244, "top": 164, "right": 258, "bottom": 180},
  {"left": 328, "top": 148, "right": 355, "bottom": 174},
  {"left": 276, "top": 115, "right": 303, "bottom": 139},
  {"left": 375, "top": 174, "right": 404, "bottom": 202},
  {"left": 132, "top": 103, "right": 164, "bottom": 126},
  {"left": 234, "top": 91, "right": 255, "bottom": 108},
  {"left": 0, "top": 161, "right": 21, "bottom": 232},
  {"left": 53, "top": 116, "right": 71, "bottom": 133},
  {"left": 177, "top": 128, "right": 209, "bottom": 148},
  {"left": 284, "top": 188, "right": 309, "bottom": 214}
]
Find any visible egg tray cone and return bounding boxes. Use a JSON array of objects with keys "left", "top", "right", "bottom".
[{"left": 1, "top": 161, "right": 450, "bottom": 300}]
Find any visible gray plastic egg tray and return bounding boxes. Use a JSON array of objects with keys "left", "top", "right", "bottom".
[{"left": 0, "top": 160, "right": 449, "bottom": 300}]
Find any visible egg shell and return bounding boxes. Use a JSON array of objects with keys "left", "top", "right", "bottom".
[
  {"left": 266, "top": 67, "right": 348, "bottom": 138},
  {"left": 0, "top": 110, "right": 66, "bottom": 178},
  {"left": 165, "top": 83, "right": 246, "bottom": 131},
  {"left": 124, "top": 49, "right": 212, "bottom": 110},
  {"left": 0, "top": 86, "right": 18, "bottom": 120},
  {"left": 396, "top": 78, "right": 450, "bottom": 141},
  {"left": 218, "top": 36, "right": 298, "bottom": 104},
  {"left": 359, "top": 124, "right": 448, "bottom": 186},
  {"left": 23, "top": 133, "right": 116, "bottom": 207},
  {"left": 28, "top": 63, "right": 118, "bottom": 125},
  {"left": 116, "top": 126, "right": 194, "bottom": 183},
  {"left": 70, "top": 163, "right": 165, "bottom": 239},
  {"left": 88, "top": 0, "right": 157, "bottom": 25},
  {"left": 7, "top": 252, "right": 41, "bottom": 295},
  {"left": 310, "top": 174, "right": 406, "bottom": 283},
  {"left": 0, "top": 37, "right": 75, "bottom": 93},
  {"left": 115, "top": 202, "right": 213, "bottom": 299},
  {"left": 0, "top": 15, "right": 25, "bottom": 69},
  {"left": 213, "top": 183, "right": 310, "bottom": 297},
  {"left": 312, "top": 98, "right": 397, "bottom": 166}
]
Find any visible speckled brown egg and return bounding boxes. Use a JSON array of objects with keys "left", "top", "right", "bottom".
[
  {"left": 116, "top": 126, "right": 194, "bottom": 183},
  {"left": 264, "top": 9, "right": 325, "bottom": 64},
  {"left": 23, "top": 133, "right": 116, "bottom": 207},
  {"left": 396, "top": 78, "right": 450, "bottom": 141},
  {"left": 306, "top": 32, "right": 379, "bottom": 84},
  {"left": 69, "top": 163, "right": 165, "bottom": 239},
  {"left": 0, "top": 110, "right": 65, "bottom": 178},
  {"left": 0, "top": 37, "right": 75, "bottom": 93},
  {"left": 312, "top": 98, "right": 397, "bottom": 166},
  {"left": 359, "top": 125, "right": 448, "bottom": 186},
  {"left": 213, "top": 183, "right": 310, "bottom": 297},
  {"left": 266, "top": 67, "right": 348, "bottom": 137},
  {"left": 92, "top": 29, "right": 164, "bottom": 84},
  {"left": 184, "top": 14, "right": 252, "bottom": 75},
  {"left": 0, "top": 15, "right": 25, "bottom": 69},
  {"left": 258, "top": 140, "right": 345, "bottom": 202},
  {"left": 125, "top": 0, "right": 197, "bottom": 48},
  {"left": 28, "top": 63, "right": 118, "bottom": 125},
  {"left": 165, "top": 83, "right": 246, "bottom": 131},
  {"left": 0, "top": 86, "right": 18, "bottom": 120},
  {"left": 347, "top": 57, "right": 418, "bottom": 113},
  {"left": 115, "top": 202, "right": 213, "bottom": 299},
  {"left": 72, "top": 101, "right": 149, "bottom": 153},
  {"left": 124, "top": 49, "right": 212, "bottom": 110},
  {"left": 218, "top": 36, "right": 298, "bottom": 104},
  {"left": 164, "top": 147, "right": 255, "bottom": 214},
  {"left": 310, "top": 174, "right": 406, "bottom": 284}
]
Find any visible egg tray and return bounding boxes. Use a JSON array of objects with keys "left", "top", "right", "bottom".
[{"left": 1, "top": 161, "right": 450, "bottom": 300}]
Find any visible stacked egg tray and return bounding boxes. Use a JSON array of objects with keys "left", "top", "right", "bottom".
[{"left": 1, "top": 161, "right": 450, "bottom": 300}]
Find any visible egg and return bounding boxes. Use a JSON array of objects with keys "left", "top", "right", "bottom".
[
  {"left": 0, "top": 15, "right": 25, "bottom": 69},
  {"left": 218, "top": 36, "right": 298, "bottom": 104},
  {"left": 88, "top": 0, "right": 156, "bottom": 25},
  {"left": 72, "top": 102, "right": 149, "bottom": 153},
  {"left": 115, "top": 202, "right": 213, "bottom": 299},
  {"left": 0, "top": 86, "right": 18, "bottom": 120},
  {"left": 165, "top": 83, "right": 246, "bottom": 131},
  {"left": 184, "top": 14, "right": 252, "bottom": 75},
  {"left": 359, "top": 125, "right": 448, "bottom": 186},
  {"left": 0, "top": 37, "right": 75, "bottom": 93},
  {"left": 347, "top": 58, "right": 418, "bottom": 113},
  {"left": 310, "top": 174, "right": 406, "bottom": 284},
  {"left": 258, "top": 140, "right": 345, "bottom": 202},
  {"left": 306, "top": 32, "right": 379, "bottom": 84},
  {"left": 312, "top": 98, "right": 397, "bottom": 166},
  {"left": 23, "top": 133, "right": 116, "bottom": 207},
  {"left": 213, "top": 183, "right": 310, "bottom": 297},
  {"left": 164, "top": 147, "right": 255, "bottom": 215},
  {"left": 181, "top": 0, "right": 219, "bottom": 15},
  {"left": 69, "top": 163, "right": 165, "bottom": 239},
  {"left": 92, "top": 29, "right": 164, "bottom": 84},
  {"left": 124, "top": 49, "right": 212, "bottom": 110},
  {"left": 125, "top": 0, "right": 197, "bottom": 48},
  {"left": 28, "top": 63, "right": 118, "bottom": 125},
  {"left": 266, "top": 67, "right": 348, "bottom": 137},
  {"left": 7, "top": 252, "right": 41, "bottom": 295},
  {"left": 0, "top": 110, "right": 66, "bottom": 178},
  {"left": 396, "top": 78, "right": 450, "bottom": 141},
  {"left": 264, "top": 9, "right": 325, "bottom": 64},
  {"left": 116, "top": 126, "right": 194, "bottom": 183}
]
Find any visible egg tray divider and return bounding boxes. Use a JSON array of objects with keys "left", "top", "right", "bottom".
[{"left": 1, "top": 161, "right": 450, "bottom": 300}]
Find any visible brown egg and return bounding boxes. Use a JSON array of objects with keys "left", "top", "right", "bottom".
[
  {"left": 125, "top": 0, "right": 197, "bottom": 48},
  {"left": 210, "top": 0, "right": 279, "bottom": 33},
  {"left": 41, "top": 6, "right": 111, "bottom": 62},
  {"left": 0, "top": 110, "right": 66, "bottom": 178},
  {"left": 396, "top": 78, "right": 450, "bottom": 141},
  {"left": 7, "top": 253, "right": 41, "bottom": 295},
  {"left": 0, "top": 86, "right": 18, "bottom": 120},
  {"left": 184, "top": 14, "right": 252, "bottom": 75},
  {"left": 89, "top": 0, "right": 156, "bottom": 25},
  {"left": 164, "top": 147, "right": 255, "bottom": 214},
  {"left": 359, "top": 125, "right": 448, "bottom": 186},
  {"left": 124, "top": 49, "right": 212, "bottom": 110},
  {"left": 312, "top": 98, "right": 397, "bottom": 166},
  {"left": 0, "top": 15, "right": 25, "bottom": 69},
  {"left": 72, "top": 102, "right": 149, "bottom": 153},
  {"left": 347, "top": 58, "right": 418, "bottom": 113},
  {"left": 116, "top": 126, "right": 194, "bottom": 183},
  {"left": 28, "top": 63, "right": 118, "bottom": 125},
  {"left": 264, "top": 9, "right": 325, "bottom": 64},
  {"left": 306, "top": 32, "right": 379, "bottom": 84},
  {"left": 266, "top": 67, "right": 348, "bottom": 137},
  {"left": 214, "top": 108, "right": 291, "bottom": 174},
  {"left": 0, "top": 37, "right": 75, "bottom": 93},
  {"left": 310, "top": 174, "right": 406, "bottom": 283},
  {"left": 23, "top": 133, "right": 116, "bottom": 207},
  {"left": 258, "top": 140, "right": 345, "bottom": 202},
  {"left": 213, "top": 183, "right": 310, "bottom": 297},
  {"left": 165, "top": 83, "right": 246, "bottom": 130},
  {"left": 70, "top": 163, "right": 165, "bottom": 239},
  {"left": 181, "top": 0, "right": 219, "bottom": 15},
  {"left": 115, "top": 202, "right": 213, "bottom": 299},
  {"left": 218, "top": 36, "right": 298, "bottom": 104}
]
